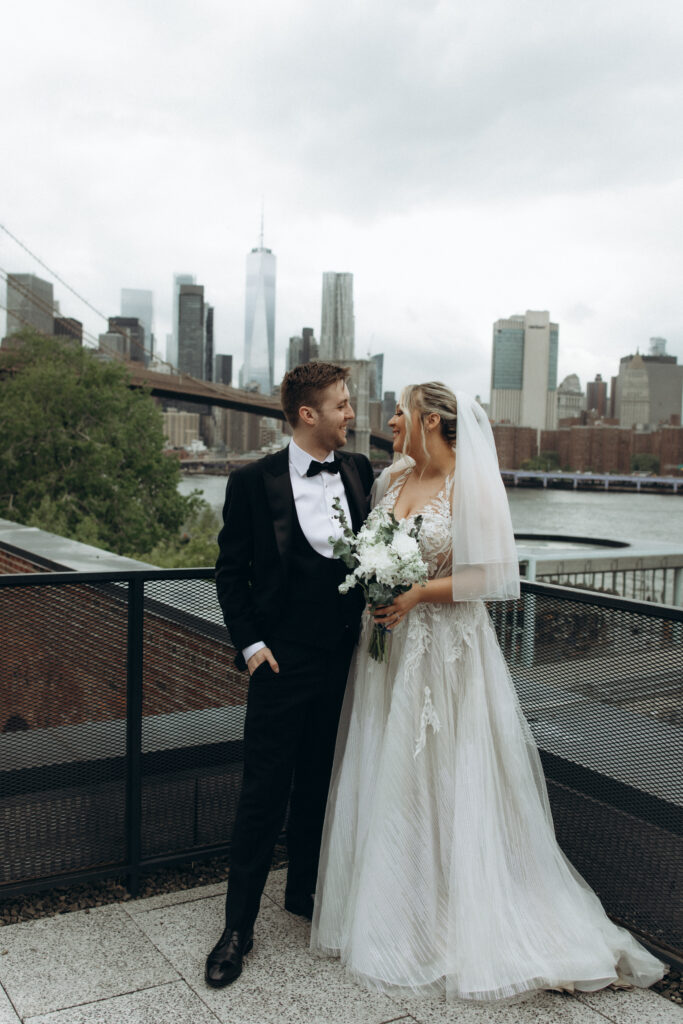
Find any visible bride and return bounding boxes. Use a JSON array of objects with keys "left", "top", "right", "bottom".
[{"left": 310, "top": 383, "right": 665, "bottom": 1002}]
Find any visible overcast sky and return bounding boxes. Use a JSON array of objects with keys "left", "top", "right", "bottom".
[{"left": 2, "top": 0, "right": 683, "bottom": 401}]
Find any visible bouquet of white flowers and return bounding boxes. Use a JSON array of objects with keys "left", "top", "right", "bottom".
[{"left": 330, "top": 497, "right": 428, "bottom": 662}]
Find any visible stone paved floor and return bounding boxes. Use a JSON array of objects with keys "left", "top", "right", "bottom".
[{"left": 0, "top": 870, "right": 679, "bottom": 1024}]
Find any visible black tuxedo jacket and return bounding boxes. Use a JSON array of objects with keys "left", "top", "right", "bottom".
[{"left": 215, "top": 445, "right": 374, "bottom": 670}]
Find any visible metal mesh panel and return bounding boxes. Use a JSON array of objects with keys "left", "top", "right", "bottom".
[
  {"left": 2, "top": 570, "right": 681, "bottom": 959},
  {"left": 0, "top": 582, "right": 128, "bottom": 883},
  {"left": 490, "top": 589, "right": 683, "bottom": 951},
  {"left": 139, "top": 578, "right": 247, "bottom": 858}
]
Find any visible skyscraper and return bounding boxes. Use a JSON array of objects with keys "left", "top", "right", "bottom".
[
  {"left": 490, "top": 311, "right": 558, "bottom": 430},
  {"left": 6, "top": 274, "right": 54, "bottom": 336},
  {"left": 121, "top": 289, "right": 154, "bottom": 363},
  {"left": 615, "top": 340, "right": 683, "bottom": 428},
  {"left": 556, "top": 374, "right": 584, "bottom": 422},
  {"left": 243, "top": 232, "right": 276, "bottom": 393},
  {"left": 169, "top": 274, "right": 195, "bottom": 367},
  {"left": 177, "top": 285, "right": 205, "bottom": 378},
  {"left": 205, "top": 305, "right": 214, "bottom": 382},
  {"left": 586, "top": 374, "right": 608, "bottom": 417},
  {"left": 320, "top": 272, "right": 354, "bottom": 361},
  {"left": 107, "top": 317, "right": 146, "bottom": 362},
  {"left": 98, "top": 331, "right": 128, "bottom": 359},
  {"left": 286, "top": 327, "right": 319, "bottom": 371},
  {"left": 54, "top": 318, "right": 83, "bottom": 345},
  {"left": 370, "top": 353, "right": 384, "bottom": 400},
  {"left": 215, "top": 354, "right": 233, "bottom": 385}
]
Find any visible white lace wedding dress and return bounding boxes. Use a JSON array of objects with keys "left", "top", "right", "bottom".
[{"left": 310, "top": 467, "right": 665, "bottom": 1002}]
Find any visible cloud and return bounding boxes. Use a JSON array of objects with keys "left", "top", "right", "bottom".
[{"left": 1, "top": 0, "right": 682, "bottom": 403}]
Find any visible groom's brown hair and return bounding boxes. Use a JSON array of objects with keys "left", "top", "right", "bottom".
[{"left": 280, "top": 361, "right": 350, "bottom": 427}]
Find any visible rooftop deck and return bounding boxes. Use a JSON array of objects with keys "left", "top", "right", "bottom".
[
  {"left": 0, "top": 869, "right": 678, "bottom": 1024},
  {"left": 0, "top": 524, "right": 680, "bottom": 1022}
]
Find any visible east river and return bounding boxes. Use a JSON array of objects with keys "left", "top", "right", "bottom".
[{"left": 179, "top": 473, "right": 683, "bottom": 546}]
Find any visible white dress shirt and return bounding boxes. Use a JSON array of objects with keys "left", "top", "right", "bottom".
[{"left": 242, "top": 439, "right": 354, "bottom": 664}]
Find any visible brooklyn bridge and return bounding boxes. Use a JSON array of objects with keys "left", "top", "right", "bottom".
[{"left": 126, "top": 364, "right": 395, "bottom": 452}]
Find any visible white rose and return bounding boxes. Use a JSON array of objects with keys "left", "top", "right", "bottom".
[
  {"left": 391, "top": 532, "right": 420, "bottom": 560},
  {"left": 358, "top": 544, "right": 396, "bottom": 585}
]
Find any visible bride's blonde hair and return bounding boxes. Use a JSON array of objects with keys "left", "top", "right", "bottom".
[{"left": 398, "top": 382, "right": 458, "bottom": 463}]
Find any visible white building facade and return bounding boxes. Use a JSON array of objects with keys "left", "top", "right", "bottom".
[
  {"left": 490, "top": 310, "right": 559, "bottom": 430},
  {"left": 320, "top": 272, "right": 354, "bottom": 361}
]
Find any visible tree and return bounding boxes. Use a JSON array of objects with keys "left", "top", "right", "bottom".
[
  {"left": 138, "top": 503, "right": 221, "bottom": 568},
  {"left": 520, "top": 451, "right": 561, "bottom": 472},
  {"left": 630, "top": 453, "right": 660, "bottom": 474},
  {"left": 0, "top": 333, "right": 204, "bottom": 557}
]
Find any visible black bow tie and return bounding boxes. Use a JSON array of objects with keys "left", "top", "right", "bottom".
[{"left": 306, "top": 458, "right": 340, "bottom": 477}]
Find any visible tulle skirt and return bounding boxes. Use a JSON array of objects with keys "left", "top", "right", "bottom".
[{"left": 310, "top": 601, "right": 665, "bottom": 1002}]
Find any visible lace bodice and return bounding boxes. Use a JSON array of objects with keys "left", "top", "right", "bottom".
[{"left": 378, "top": 467, "right": 453, "bottom": 580}]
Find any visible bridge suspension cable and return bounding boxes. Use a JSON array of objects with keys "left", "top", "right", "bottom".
[
  {"left": 0, "top": 224, "right": 163, "bottom": 367},
  {"left": 0, "top": 272, "right": 159, "bottom": 366},
  {"left": 0, "top": 223, "right": 109, "bottom": 323},
  {"left": 0, "top": 269, "right": 101, "bottom": 348}
]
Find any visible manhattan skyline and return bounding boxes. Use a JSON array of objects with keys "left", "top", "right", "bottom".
[{"left": 1, "top": 0, "right": 683, "bottom": 399}]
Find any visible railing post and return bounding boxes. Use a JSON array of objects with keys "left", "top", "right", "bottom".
[
  {"left": 673, "top": 569, "right": 683, "bottom": 643},
  {"left": 521, "top": 558, "right": 537, "bottom": 668},
  {"left": 125, "top": 577, "right": 144, "bottom": 897},
  {"left": 673, "top": 567, "right": 683, "bottom": 608}
]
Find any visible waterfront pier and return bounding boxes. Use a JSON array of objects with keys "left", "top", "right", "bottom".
[{"left": 502, "top": 469, "right": 683, "bottom": 494}]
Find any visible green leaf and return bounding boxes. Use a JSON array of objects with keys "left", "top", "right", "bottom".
[{"left": 0, "top": 332, "right": 206, "bottom": 560}]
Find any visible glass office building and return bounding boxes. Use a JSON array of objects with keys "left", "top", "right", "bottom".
[
  {"left": 243, "top": 245, "right": 276, "bottom": 393},
  {"left": 178, "top": 285, "right": 205, "bottom": 379},
  {"left": 121, "top": 289, "right": 153, "bottom": 365},
  {"left": 490, "top": 312, "right": 559, "bottom": 429}
]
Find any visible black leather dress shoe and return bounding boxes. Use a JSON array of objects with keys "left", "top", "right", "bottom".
[
  {"left": 204, "top": 927, "right": 254, "bottom": 988},
  {"left": 284, "top": 892, "right": 314, "bottom": 920}
]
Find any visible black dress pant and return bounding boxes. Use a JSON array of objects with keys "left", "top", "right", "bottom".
[{"left": 224, "top": 633, "right": 355, "bottom": 932}]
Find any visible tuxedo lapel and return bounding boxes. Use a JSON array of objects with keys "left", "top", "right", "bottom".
[
  {"left": 263, "top": 447, "right": 294, "bottom": 563},
  {"left": 339, "top": 455, "right": 367, "bottom": 533}
]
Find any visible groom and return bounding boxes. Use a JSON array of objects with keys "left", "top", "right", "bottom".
[{"left": 205, "top": 361, "right": 374, "bottom": 988}]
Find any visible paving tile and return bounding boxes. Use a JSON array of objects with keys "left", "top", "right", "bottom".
[
  {"left": 125, "top": 881, "right": 228, "bottom": 915},
  {"left": 398, "top": 990, "right": 605, "bottom": 1023},
  {"left": 0, "top": 905, "right": 178, "bottom": 1019},
  {"left": 134, "top": 894, "right": 400, "bottom": 1024},
  {"left": 0, "top": 985, "right": 20, "bottom": 1024},
  {"left": 196, "top": 953, "right": 405, "bottom": 1024},
  {"left": 25, "top": 980, "right": 220, "bottom": 1024},
  {"left": 575, "top": 986, "right": 683, "bottom": 1023},
  {"left": 134, "top": 891, "right": 312, "bottom": 961}
]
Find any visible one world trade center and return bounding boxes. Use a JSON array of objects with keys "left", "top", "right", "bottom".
[{"left": 242, "top": 226, "right": 276, "bottom": 394}]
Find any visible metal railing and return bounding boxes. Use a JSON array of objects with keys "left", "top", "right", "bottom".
[
  {"left": 0, "top": 569, "right": 681, "bottom": 959},
  {"left": 533, "top": 566, "right": 683, "bottom": 607}
]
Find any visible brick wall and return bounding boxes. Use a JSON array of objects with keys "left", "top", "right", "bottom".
[
  {"left": 0, "top": 548, "right": 48, "bottom": 575},
  {"left": 0, "top": 579, "right": 247, "bottom": 734},
  {"left": 492, "top": 425, "right": 537, "bottom": 468},
  {"left": 502, "top": 425, "right": 683, "bottom": 473},
  {"left": 659, "top": 427, "right": 683, "bottom": 472}
]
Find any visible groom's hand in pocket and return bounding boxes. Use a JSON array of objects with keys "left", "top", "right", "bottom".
[{"left": 247, "top": 647, "right": 280, "bottom": 677}]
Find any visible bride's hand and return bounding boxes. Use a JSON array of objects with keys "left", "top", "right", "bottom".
[{"left": 373, "top": 585, "right": 422, "bottom": 629}]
